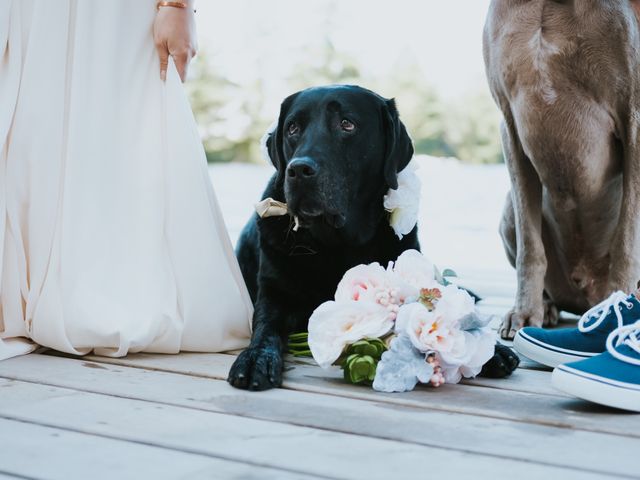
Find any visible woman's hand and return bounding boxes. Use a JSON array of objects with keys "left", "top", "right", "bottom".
[{"left": 153, "top": 4, "right": 197, "bottom": 82}]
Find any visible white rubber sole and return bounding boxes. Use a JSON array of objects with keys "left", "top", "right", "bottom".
[
  {"left": 513, "top": 330, "right": 595, "bottom": 368},
  {"left": 552, "top": 366, "right": 640, "bottom": 413}
]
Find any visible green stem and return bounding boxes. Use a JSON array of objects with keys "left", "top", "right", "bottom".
[
  {"left": 290, "top": 350, "right": 313, "bottom": 357},
  {"left": 288, "top": 333, "right": 309, "bottom": 341}
]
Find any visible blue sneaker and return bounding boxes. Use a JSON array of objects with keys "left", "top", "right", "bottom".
[
  {"left": 552, "top": 321, "right": 640, "bottom": 412},
  {"left": 513, "top": 291, "right": 640, "bottom": 367}
]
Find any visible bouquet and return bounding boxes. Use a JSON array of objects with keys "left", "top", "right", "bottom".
[{"left": 306, "top": 250, "right": 496, "bottom": 392}]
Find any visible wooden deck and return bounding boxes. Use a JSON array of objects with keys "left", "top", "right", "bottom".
[
  {"left": 0, "top": 164, "right": 637, "bottom": 479},
  {"left": 0, "top": 290, "right": 638, "bottom": 480}
]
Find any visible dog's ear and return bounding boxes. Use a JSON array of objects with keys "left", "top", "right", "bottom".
[
  {"left": 263, "top": 92, "right": 300, "bottom": 180},
  {"left": 382, "top": 99, "right": 414, "bottom": 190},
  {"left": 260, "top": 121, "right": 278, "bottom": 165}
]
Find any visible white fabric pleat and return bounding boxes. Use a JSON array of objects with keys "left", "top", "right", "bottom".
[{"left": 0, "top": 0, "right": 252, "bottom": 360}]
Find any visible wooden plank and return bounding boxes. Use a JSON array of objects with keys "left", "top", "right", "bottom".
[
  {"left": 236, "top": 350, "right": 560, "bottom": 396},
  {"left": 0, "top": 355, "right": 637, "bottom": 477},
  {"left": 75, "top": 350, "right": 580, "bottom": 402},
  {"left": 0, "top": 418, "right": 316, "bottom": 480},
  {"left": 74, "top": 352, "right": 640, "bottom": 436},
  {"left": 516, "top": 356, "right": 555, "bottom": 371},
  {"left": 462, "top": 368, "right": 564, "bottom": 396},
  {"left": 87, "top": 350, "right": 568, "bottom": 399},
  {"left": 0, "top": 380, "right": 616, "bottom": 480}
]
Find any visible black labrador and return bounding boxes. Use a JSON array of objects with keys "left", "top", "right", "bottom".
[{"left": 228, "top": 85, "right": 519, "bottom": 390}]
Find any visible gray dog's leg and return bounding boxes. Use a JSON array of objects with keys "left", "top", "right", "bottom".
[
  {"left": 499, "top": 116, "right": 546, "bottom": 339},
  {"left": 609, "top": 112, "right": 640, "bottom": 293}
]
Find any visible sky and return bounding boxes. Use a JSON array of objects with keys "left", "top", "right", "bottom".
[{"left": 194, "top": 0, "right": 493, "bottom": 100}]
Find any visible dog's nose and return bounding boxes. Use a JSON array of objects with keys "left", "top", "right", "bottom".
[{"left": 287, "top": 157, "right": 318, "bottom": 179}]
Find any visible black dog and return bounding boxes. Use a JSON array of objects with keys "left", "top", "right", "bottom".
[{"left": 228, "top": 85, "right": 518, "bottom": 390}]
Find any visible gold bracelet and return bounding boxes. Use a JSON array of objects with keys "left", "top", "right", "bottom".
[{"left": 156, "top": 2, "right": 195, "bottom": 12}]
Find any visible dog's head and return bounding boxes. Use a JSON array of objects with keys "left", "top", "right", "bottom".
[{"left": 264, "top": 85, "right": 414, "bottom": 245}]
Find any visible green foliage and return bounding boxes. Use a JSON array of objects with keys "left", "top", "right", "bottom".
[
  {"left": 343, "top": 354, "right": 377, "bottom": 384},
  {"left": 340, "top": 338, "right": 388, "bottom": 385},
  {"left": 288, "top": 332, "right": 312, "bottom": 357},
  {"left": 187, "top": 49, "right": 273, "bottom": 164},
  {"left": 348, "top": 338, "right": 387, "bottom": 359},
  {"left": 441, "top": 269, "right": 458, "bottom": 278}
]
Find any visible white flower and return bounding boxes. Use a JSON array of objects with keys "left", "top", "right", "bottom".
[
  {"left": 434, "top": 284, "right": 476, "bottom": 325},
  {"left": 438, "top": 327, "right": 496, "bottom": 383},
  {"left": 308, "top": 300, "right": 394, "bottom": 368},
  {"left": 383, "top": 160, "right": 421, "bottom": 239},
  {"left": 372, "top": 334, "right": 434, "bottom": 393},
  {"left": 459, "top": 328, "right": 496, "bottom": 378},
  {"left": 392, "top": 249, "right": 438, "bottom": 293}
]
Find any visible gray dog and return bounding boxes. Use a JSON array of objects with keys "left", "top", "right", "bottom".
[{"left": 484, "top": 0, "right": 640, "bottom": 339}]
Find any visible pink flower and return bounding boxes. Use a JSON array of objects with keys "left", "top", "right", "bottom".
[
  {"left": 395, "top": 302, "right": 464, "bottom": 354},
  {"left": 335, "top": 263, "right": 410, "bottom": 318}
]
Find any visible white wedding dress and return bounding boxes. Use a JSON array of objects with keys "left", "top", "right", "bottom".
[{"left": 0, "top": 0, "right": 253, "bottom": 360}]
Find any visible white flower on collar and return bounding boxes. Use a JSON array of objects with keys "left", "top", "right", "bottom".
[{"left": 383, "top": 160, "right": 421, "bottom": 239}]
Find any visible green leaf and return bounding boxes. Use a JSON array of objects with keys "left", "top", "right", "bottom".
[{"left": 442, "top": 269, "right": 458, "bottom": 278}]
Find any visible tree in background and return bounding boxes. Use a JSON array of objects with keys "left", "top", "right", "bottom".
[
  {"left": 379, "top": 56, "right": 456, "bottom": 159},
  {"left": 188, "top": 44, "right": 503, "bottom": 165},
  {"left": 187, "top": 50, "right": 269, "bottom": 164},
  {"left": 444, "top": 91, "right": 504, "bottom": 164}
]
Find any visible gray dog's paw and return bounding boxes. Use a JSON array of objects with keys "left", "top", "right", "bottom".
[
  {"left": 479, "top": 343, "right": 520, "bottom": 378},
  {"left": 227, "top": 346, "right": 284, "bottom": 391},
  {"left": 500, "top": 308, "right": 543, "bottom": 339}
]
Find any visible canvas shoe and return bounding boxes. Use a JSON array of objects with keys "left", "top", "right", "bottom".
[
  {"left": 513, "top": 290, "right": 640, "bottom": 367},
  {"left": 552, "top": 321, "right": 640, "bottom": 412}
]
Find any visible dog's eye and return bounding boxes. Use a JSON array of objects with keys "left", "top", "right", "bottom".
[
  {"left": 340, "top": 119, "right": 355, "bottom": 132},
  {"left": 288, "top": 122, "right": 300, "bottom": 136}
]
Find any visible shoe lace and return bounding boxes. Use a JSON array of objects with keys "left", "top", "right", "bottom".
[
  {"left": 606, "top": 321, "right": 640, "bottom": 366},
  {"left": 578, "top": 290, "right": 634, "bottom": 334}
]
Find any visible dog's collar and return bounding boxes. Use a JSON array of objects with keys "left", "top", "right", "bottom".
[{"left": 255, "top": 198, "right": 301, "bottom": 231}]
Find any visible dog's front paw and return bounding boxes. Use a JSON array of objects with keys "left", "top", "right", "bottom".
[
  {"left": 500, "top": 307, "right": 543, "bottom": 339},
  {"left": 480, "top": 343, "right": 520, "bottom": 378},
  {"left": 227, "top": 346, "right": 284, "bottom": 391}
]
